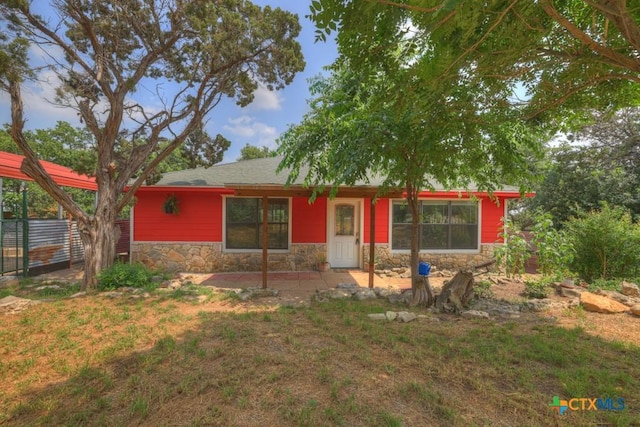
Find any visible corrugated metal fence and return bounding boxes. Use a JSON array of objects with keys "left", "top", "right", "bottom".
[
  {"left": 0, "top": 218, "right": 130, "bottom": 276},
  {"left": 27, "top": 219, "right": 84, "bottom": 276}
]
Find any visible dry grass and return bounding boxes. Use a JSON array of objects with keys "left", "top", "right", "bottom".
[{"left": 1, "top": 283, "right": 640, "bottom": 426}]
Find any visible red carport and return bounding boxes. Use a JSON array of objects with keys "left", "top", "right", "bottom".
[{"left": 0, "top": 151, "right": 97, "bottom": 190}]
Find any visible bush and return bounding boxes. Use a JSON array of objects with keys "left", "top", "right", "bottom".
[
  {"left": 97, "top": 263, "right": 157, "bottom": 291},
  {"left": 523, "top": 277, "right": 552, "bottom": 299},
  {"left": 530, "top": 211, "right": 574, "bottom": 278},
  {"left": 588, "top": 278, "right": 622, "bottom": 292},
  {"left": 494, "top": 220, "right": 529, "bottom": 277},
  {"left": 565, "top": 204, "right": 640, "bottom": 282},
  {"left": 474, "top": 280, "right": 495, "bottom": 299}
]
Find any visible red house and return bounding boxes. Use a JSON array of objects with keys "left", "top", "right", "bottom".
[{"left": 131, "top": 156, "right": 524, "bottom": 273}]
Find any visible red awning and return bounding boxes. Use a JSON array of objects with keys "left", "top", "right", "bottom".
[{"left": 0, "top": 151, "right": 97, "bottom": 191}]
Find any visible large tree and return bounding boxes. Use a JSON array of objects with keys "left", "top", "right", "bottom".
[
  {"left": 278, "top": 61, "right": 542, "bottom": 300},
  {"left": 528, "top": 109, "right": 640, "bottom": 226},
  {"left": 310, "top": 1, "right": 640, "bottom": 125},
  {"left": 0, "top": 1, "right": 304, "bottom": 289},
  {"left": 238, "top": 143, "right": 275, "bottom": 161}
]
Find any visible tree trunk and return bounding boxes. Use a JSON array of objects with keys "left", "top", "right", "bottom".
[
  {"left": 435, "top": 270, "right": 474, "bottom": 313},
  {"left": 406, "top": 185, "right": 421, "bottom": 293},
  {"left": 410, "top": 275, "right": 435, "bottom": 307},
  {"left": 78, "top": 193, "right": 120, "bottom": 290}
]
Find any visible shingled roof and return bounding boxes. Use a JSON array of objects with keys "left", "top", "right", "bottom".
[{"left": 149, "top": 155, "right": 521, "bottom": 194}]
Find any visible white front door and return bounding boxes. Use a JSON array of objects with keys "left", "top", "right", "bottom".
[{"left": 328, "top": 199, "right": 360, "bottom": 268}]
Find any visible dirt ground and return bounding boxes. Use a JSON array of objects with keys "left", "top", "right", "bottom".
[
  {"left": 472, "top": 275, "right": 640, "bottom": 348},
  {"left": 197, "top": 272, "right": 640, "bottom": 348}
]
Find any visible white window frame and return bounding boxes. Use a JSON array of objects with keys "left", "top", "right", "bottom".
[{"left": 389, "top": 198, "right": 482, "bottom": 254}]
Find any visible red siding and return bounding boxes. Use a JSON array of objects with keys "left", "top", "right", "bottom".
[
  {"left": 481, "top": 197, "right": 506, "bottom": 244},
  {"left": 363, "top": 198, "right": 390, "bottom": 244},
  {"left": 134, "top": 190, "right": 223, "bottom": 242},
  {"left": 292, "top": 197, "right": 327, "bottom": 243}
]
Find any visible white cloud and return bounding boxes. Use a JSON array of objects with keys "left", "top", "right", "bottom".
[
  {"left": 249, "top": 83, "right": 283, "bottom": 111},
  {"left": 223, "top": 115, "right": 278, "bottom": 148},
  {"left": 0, "top": 69, "right": 82, "bottom": 128}
]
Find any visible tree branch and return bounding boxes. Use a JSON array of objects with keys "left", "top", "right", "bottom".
[
  {"left": 8, "top": 80, "right": 86, "bottom": 221},
  {"left": 363, "top": 0, "right": 442, "bottom": 13},
  {"left": 540, "top": 0, "right": 640, "bottom": 72}
]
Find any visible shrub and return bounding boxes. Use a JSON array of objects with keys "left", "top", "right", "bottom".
[
  {"left": 588, "top": 278, "right": 622, "bottom": 292},
  {"left": 530, "top": 211, "right": 574, "bottom": 278},
  {"left": 474, "top": 280, "right": 495, "bottom": 299},
  {"left": 494, "top": 220, "right": 529, "bottom": 277},
  {"left": 523, "top": 277, "right": 552, "bottom": 299},
  {"left": 97, "top": 263, "right": 157, "bottom": 291},
  {"left": 565, "top": 204, "right": 640, "bottom": 282}
]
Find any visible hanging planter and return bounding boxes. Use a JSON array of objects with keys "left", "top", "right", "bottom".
[{"left": 163, "top": 194, "right": 179, "bottom": 215}]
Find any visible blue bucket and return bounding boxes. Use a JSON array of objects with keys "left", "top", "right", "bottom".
[{"left": 419, "top": 262, "right": 431, "bottom": 276}]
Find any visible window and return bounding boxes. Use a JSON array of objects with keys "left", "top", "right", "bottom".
[
  {"left": 226, "top": 198, "right": 289, "bottom": 249},
  {"left": 392, "top": 201, "right": 478, "bottom": 250},
  {"left": 335, "top": 204, "right": 355, "bottom": 236}
]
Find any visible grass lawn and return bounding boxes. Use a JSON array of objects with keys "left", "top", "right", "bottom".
[{"left": 1, "top": 282, "right": 639, "bottom": 426}]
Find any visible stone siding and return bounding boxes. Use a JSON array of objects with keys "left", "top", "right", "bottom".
[
  {"left": 363, "top": 244, "right": 498, "bottom": 271},
  {"left": 132, "top": 242, "right": 499, "bottom": 273},
  {"left": 131, "top": 242, "right": 326, "bottom": 273}
]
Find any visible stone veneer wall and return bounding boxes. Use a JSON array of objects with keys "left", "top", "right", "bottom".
[
  {"left": 131, "top": 242, "right": 326, "bottom": 273},
  {"left": 132, "top": 242, "right": 499, "bottom": 273},
  {"left": 363, "top": 244, "right": 499, "bottom": 271}
]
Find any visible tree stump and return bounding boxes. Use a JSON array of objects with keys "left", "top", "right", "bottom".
[
  {"left": 435, "top": 270, "right": 474, "bottom": 313},
  {"left": 410, "top": 275, "right": 435, "bottom": 307}
]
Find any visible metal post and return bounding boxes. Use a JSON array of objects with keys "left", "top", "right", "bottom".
[
  {"left": 21, "top": 182, "right": 28, "bottom": 277},
  {"left": 262, "top": 196, "right": 268, "bottom": 289}
]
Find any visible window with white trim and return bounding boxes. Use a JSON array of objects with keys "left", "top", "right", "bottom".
[
  {"left": 226, "top": 198, "right": 289, "bottom": 249},
  {"left": 391, "top": 200, "right": 479, "bottom": 250}
]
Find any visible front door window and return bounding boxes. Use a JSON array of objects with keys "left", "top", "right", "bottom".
[{"left": 335, "top": 204, "right": 355, "bottom": 236}]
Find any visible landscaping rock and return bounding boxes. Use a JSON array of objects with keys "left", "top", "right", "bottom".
[
  {"left": 354, "top": 289, "right": 377, "bottom": 300},
  {"left": 35, "top": 284, "right": 62, "bottom": 291},
  {"left": 0, "top": 295, "right": 39, "bottom": 314},
  {"left": 461, "top": 310, "right": 490, "bottom": 320},
  {"left": 580, "top": 291, "right": 629, "bottom": 314},
  {"left": 367, "top": 313, "right": 387, "bottom": 321},
  {"left": 631, "top": 304, "right": 640, "bottom": 317},
  {"left": 595, "top": 290, "right": 630, "bottom": 305},
  {"left": 557, "top": 286, "right": 585, "bottom": 298},
  {"left": 397, "top": 311, "right": 418, "bottom": 323},
  {"left": 336, "top": 283, "right": 359, "bottom": 290},
  {"left": 621, "top": 281, "right": 640, "bottom": 297},
  {"left": 69, "top": 291, "right": 87, "bottom": 299},
  {"left": 317, "top": 289, "right": 352, "bottom": 300},
  {"left": 387, "top": 292, "right": 412, "bottom": 305},
  {"left": 246, "top": 287, "right": 279, "bottom": 298},
  {"left": 167, "top": 280, "right": 183, "bottom": 290},
  {"left": 102, "top": 291, "right": 124, "bottom": 298},
  {"left": 525, "top": 298, "right": 560, "bottom": 312},
  {"left": 374, "top": 288, "right": 397, "bottom": 298},
  {"left": 385, "top": 311, "right": 398, "bottom": 321}
]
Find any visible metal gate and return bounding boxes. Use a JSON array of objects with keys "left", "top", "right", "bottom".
[
  {"left": 0, "top": 187, "right": 28, "bottom": 277},
  {"left": 0, "top": 218, "right": 27, "bottom": 276}
]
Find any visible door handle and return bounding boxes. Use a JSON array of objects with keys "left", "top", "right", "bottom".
[{"left": 355, "top": 238, "right": 360, "bottom": 245}]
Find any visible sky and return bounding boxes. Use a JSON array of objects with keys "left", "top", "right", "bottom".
[{"left": 0, "top": 1, "right": 338, "bottom": 163}]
